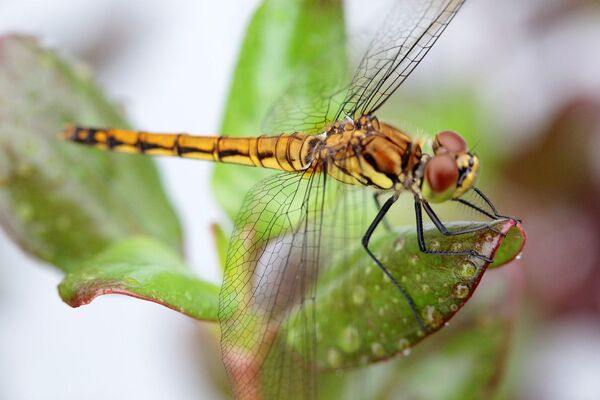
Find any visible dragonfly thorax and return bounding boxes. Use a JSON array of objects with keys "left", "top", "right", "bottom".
[{"left": 317, "top": 116, "right": 422, "bottom": 190}]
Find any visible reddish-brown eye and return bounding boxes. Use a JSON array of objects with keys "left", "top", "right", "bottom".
[
  {"left": 434, "top": 131, "right": 467, "bottom": 154},
  {"left": 425, "top": 154, "right": 459, "bottom": 193}
]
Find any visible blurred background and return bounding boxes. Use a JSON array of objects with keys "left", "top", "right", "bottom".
[{"left": 1, "top": 0, "right": 600, "bottom": 399}]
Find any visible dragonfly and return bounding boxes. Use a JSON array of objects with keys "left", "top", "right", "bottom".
[{"left": 62, "top": 0, "right": 517, "bottom": 398}]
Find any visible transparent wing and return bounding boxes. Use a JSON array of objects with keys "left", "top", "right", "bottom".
[
  {"left": 338, "top": 0, "right": 466, "bottom": 117},
  {"left": 261, "top": 45, "right": 350, "bottom": 135},
  {"left": 263, "top": 0, "right": 466, "bottom": 135},
  {"left": 219, "top": 168, "right": 384, "bottom": 399}
]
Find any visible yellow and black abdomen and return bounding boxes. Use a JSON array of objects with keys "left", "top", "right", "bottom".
[{"left": 62, "top": 126, "right": 322, "bottom": 172}]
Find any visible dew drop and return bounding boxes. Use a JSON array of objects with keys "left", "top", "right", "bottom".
[
  {"left": 450, "top": 304, "right": 459, "bottom": 312},
  {"left": 340, "top": 326, "right": 361, "bottom": 353},
  {"left": 451, "top": 242, "right": 463, "bottom": 252},
  {"left": 371, "top": 342, "right": 385, "bottom": 357},
  {"left": 423, "top": 305, "right": 443, "bottom": 328},
  {"left": 516, "top": 252, "right": 523, "bottom": 261},
  {"left": 327, "top": 348, "right": 342, "bottom": 368},
  {"left": 453, "top": 283, "right": 470, "bottom": 299},
  {"left": 394, "top": 237, "right": 406, "bottom": 251},
  {"left": 352, "top": 286, "right": 366, "bottom": 305},
  {"left": 458, "top": 261, "right": 477, "bottom": 279},
  {"left": 402, "top": 347, "right": 412, "bottom": 356},
  {"left": 397, "top": 338, "right": 410, "bottom": 352},
  {"left": 421, "top": 284, "right": 430, "bottom": 293}
]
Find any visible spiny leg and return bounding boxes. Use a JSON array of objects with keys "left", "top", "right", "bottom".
[
  {"left": 454, "top": 198, "right": 496, "bottom": 220},
  {"left": 421, "top": 200, "right": 492, "bottom": 236},
  {"left": 472, "top": 187, "right": 521, "bottom": 222},
  {"left": 362, "top": 193, "right": 427, "bottom": 331},
  {"left": 452, "top": 198, "right": 505, "bottom": 236},
  {"left": 373, "top": 192, "right": 393, "bottom": 232},
  {"left": 453, "top": 187, "right": 520, "bottom": 237},
  {"left": 414, "top": 196, "right": 493, "bottom": 263}
]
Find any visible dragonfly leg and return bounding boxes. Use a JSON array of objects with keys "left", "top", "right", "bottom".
[
  {"left": 452, "top": 198, "right": 505, "bottom": 236},
  {"left": 373, "top": 192, "right": 393, "bottom": 232},
  {"left": 422, "top": 200, "right": 490, "bottom": 236},
  {"left": 472, "top": 187, "right": 522, "bottom": 223},
  {"left": 362, "top": 193, "right": 427, "bottom": 331},
  {"left": 454, "top": 198, "right": 496, "bottom": 220},
  {"left": 415, "top": 196, "right": 493, "bottom": 263}
]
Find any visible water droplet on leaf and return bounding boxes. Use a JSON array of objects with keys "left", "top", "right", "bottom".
[
  {"left": 453, "top": 283, "right": 469, "bottom": 299},
  {"left": 451, "top": 242, "right": 463, "bottom": 252},
  {"left": 458, "top": 261, "right": 477, "bottom": 279},
  {"left": 340, "top": 326, "right": 360, "bottom": 353},
  {"left": 394, "top": 237, "right": 405, "bottom": 251},
  {"left": 352, "top": 286, "right": 366, "bottom": 305},
  {"left": 423, "top": 305, "right": 442, "bottom": 328},
  {"left": 371, "top": 342, "right": 385, "bottom": 357},
  {"left": 397, "top": 338, "right": 410, "bottom": 352}
]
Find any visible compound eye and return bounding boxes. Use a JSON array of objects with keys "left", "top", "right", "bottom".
[
  {"left": 434, "top": 130, "right": 467, "bottom": 154},
  {"left": 425, "top": 154, "right": 459, "bottom": 193}
]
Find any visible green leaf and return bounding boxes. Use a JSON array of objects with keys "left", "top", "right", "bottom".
[
  {"left": 59, "top": 237, "right": 220, "bottom": 322},
  {"left": 0, "top": 35, "right": 182, "bottom": 272},
  {"left": 489, "top": 223, "right": 525, "bottom": 269},
  {"left": 319, "top": 274, "right": 516, "bottom": 400},
  {"left": 284, "top": 219, "right": 525, "bottom": 370},
  {"left": 211, "top": 0, "right": 346, "bottom": 221}
]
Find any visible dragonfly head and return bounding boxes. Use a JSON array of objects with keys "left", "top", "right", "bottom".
[{"left": 421, "top": 131, "right": 480, "bottom": 203}]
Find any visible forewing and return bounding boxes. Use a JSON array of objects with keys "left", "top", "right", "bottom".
[
  {"left": 261, "top": 47, "right": 350, "bottom": 135},
  {"left": 262, "top": 0, "right": 466, "bottom": 135},
  {"left": 338, "top": 0, "right": 466, "bottom": 117}
]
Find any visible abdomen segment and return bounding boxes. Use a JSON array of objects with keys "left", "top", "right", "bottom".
[{"left": 62, "top": 126, "right": 320, "bottom": 172}]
